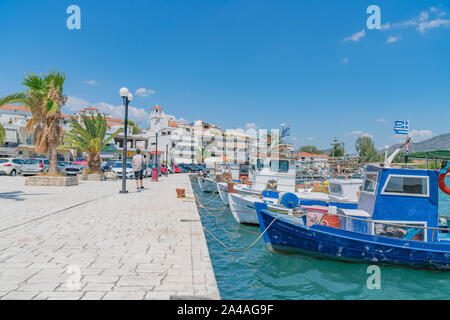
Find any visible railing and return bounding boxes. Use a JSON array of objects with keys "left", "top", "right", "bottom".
[{"left": 289, "top": 207, "right": 450, "bottom": 243}]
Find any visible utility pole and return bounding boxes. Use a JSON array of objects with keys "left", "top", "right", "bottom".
[{"left": 165, "top": 144, "right": 168, "bottom": 176}]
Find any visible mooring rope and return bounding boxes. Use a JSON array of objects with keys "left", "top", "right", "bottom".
[
  {"left": 195, "top": 200, "right": 260, "bottom": 235},
  {"left": 202, "top": 216, "right": 280, "bottom": 252}
]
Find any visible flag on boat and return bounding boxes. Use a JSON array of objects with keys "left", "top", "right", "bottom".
[{"left": 393, "top": 121, "right": 409, "bottom": 135}]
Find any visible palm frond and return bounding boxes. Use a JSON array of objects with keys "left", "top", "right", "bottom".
[{"left": 0, "top": 92, "right": 28, "bottom": 106}]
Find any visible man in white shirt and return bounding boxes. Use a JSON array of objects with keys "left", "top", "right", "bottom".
[{"left": 132, "top": 149, "right": 145, "bottom": 191}]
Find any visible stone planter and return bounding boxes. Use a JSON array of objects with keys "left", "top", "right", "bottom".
[
  {"left": 25, "top": 175, "right": 78, "bottom": 186},
  {"left": 79, "top": 173, "right": 104, "bottom": 181}
]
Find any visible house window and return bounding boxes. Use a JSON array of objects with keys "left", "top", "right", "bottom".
[
  {"left": 382, "top": 175, "right": 429, "bottom": 196},
  {"left": 362, "top": 173, "right": 378, "bottom": 193}
]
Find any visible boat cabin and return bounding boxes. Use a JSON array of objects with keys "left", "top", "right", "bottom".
[
  {"left": 249, "top": 158, "right": 297, "bottom": 193},
  {"left": 327, "top": 178, "right": 363, "bottom": 202},
  {"left": 348, "top": 165, "right": 440, "bottom": 242}
]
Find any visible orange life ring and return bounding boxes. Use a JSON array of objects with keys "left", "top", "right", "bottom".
[{"left": 438, "top": 161, "right": 450, "bottom": 195}]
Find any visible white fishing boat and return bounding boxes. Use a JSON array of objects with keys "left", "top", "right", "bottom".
[
  {"left": 227, "top": 157, "right": 298, "bottom": 224},
  {"left": 215, "top": 163, "right": 253, "bottom": 205},
  {"left": 217, "top": 182, "right": 229, "bottom": 204},
  {"left": 229, "top": 191, "right": 280, "bottom": 225},
  {"left": 197, "top": 176, "right": 218, "bottom": 193}
]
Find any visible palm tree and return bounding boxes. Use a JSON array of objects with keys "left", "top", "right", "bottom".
[
  {"left": 22, "top": 72, "right": 67, "bottom": 174},
  {"left": 0, "top": 124, "right": 5, "bottom": 146},
  {"left": 196, "top": 145, "right": 210, "bottom": 164},
  {"left": 1, "top": 73, "right": 67, "bottom": 175},
  {"left": 59, "top": 113, "right": 123, "bottom": 173}
]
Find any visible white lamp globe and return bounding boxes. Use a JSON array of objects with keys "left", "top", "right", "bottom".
[
  {"left": 119, "top": 87, "right": 130, "bottom": 97},
  {"left": 128, "top": 93, "right": 133, "bottom": 102}
]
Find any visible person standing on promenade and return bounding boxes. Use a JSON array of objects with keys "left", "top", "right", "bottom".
[{"left": 132, "top": 149, "right": 145, "bottom": 191}]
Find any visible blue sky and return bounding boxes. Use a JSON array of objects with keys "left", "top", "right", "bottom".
[{"left": 0, "top": 0, "right": 449, "bottom": 152}]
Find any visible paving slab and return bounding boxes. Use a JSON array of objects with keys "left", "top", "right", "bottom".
[{"left": 0, "top": 174, "right": 219, "bottom": 300}]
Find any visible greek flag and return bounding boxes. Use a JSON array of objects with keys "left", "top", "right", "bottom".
[
  {"left": 281, "top": 126, "right": 291, "bottom": 137},
  {"left": 393, "top": 121, "right": 409, "bottom": 135}
]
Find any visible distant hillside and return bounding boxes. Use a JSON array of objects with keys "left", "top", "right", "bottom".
[{"left": 380, "top": 132, "right": 450, "bottom": 154}]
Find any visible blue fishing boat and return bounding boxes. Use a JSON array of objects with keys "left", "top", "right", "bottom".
[{"left": 255, "top": 163, "right": 450, "bottom": 270}]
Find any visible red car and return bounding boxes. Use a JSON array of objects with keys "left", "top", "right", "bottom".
[
  {"left": 72, "top": 159, "right": 88, "bottom": 166},
  {"left": 173, "top": 165, "right": 182, "bottom": 173},
  {"left": 160, "top": 165, "right": 173, "bottom": 174}
]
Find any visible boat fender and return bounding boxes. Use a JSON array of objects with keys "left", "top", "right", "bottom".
[{"left": 439, "top": 161, "right": 450, "bottom": 195}]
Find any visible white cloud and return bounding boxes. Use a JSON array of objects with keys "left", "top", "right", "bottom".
[
  {"left": 307, "top": 137, "right": 314, "bottom": 141},
  {"left": 417, "top": 18, "right": 450, "bottom": 34},
  {"left": 342, "top": 58, "right": 349, "bottom": 64},
  {"left": 376, "top": 118, "right": 387, "bottom": 123},
  {"left": 385, "top": 7, "right": 450, "bottom": 34},
  {"left": 380, "top": 23, "right": 391, "bottom": 30},
  {"left": 386, "top": 36, "right": 401, "bottom": 43},
  {"left": 84, "top": 80, "right": 100, "bottom": 86},
  {"left": 177, "top": 118, "right": 189, "bottom": 123},
  {"left": 346, "top": 130, "right": 363, "bottom": 136},
  {"left": 362, "top": 133, "right": 373, "bottom": 138},
  {"left": 342, "top": 29, "right": 365, "bottom": 42},
  {"left": 409, "top": 129, "right": 433, "bottom": 141},
  {"left": 392, "top": 129, "right": 432, "bottom": 143},
  {"left": 245, "top": 122, "right": 257, "bottom": 129},
  {"left": 135, "top": 88, "right": 156, "bottom": 97},
  {"left": 63, "top": 96, "right": 151, "bottom": 125}
]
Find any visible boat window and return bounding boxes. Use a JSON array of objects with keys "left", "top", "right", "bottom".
[
  {"left": 240, "top": 166, "right": 249, "bottom": 174},
  {"left": 328, "top": 183, "right": 342, "bottom": 195},
  {"left": 269, "top": 160, "right": 289, "bottom": 173},
  {"left": 383, "top": 175, "right": 428, "bottom": 196},
  {"left": 362, "top": 173, "right": 378, "bottom": 193},
  {"left": 256, "top": 159, "right": 263, "bottom": 171}
]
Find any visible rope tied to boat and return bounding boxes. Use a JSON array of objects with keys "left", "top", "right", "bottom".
[{"left": 202, "top": 216, "right": 280, "bottom": 253}]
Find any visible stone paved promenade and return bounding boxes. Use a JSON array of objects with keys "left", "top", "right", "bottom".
[{"left": 0, "top": 174, "right": 220, "bottom": 300}]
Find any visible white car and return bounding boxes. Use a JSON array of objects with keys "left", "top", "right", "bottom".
[
  {"left": 0, "top": 158, "right": 24, "bottom": 176},
  {"left": 111, "top": 162, "right": 134, "bottom": 179}
]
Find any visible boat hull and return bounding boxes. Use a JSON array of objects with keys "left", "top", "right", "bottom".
[
  {"left": 197, "top": 177, "right": 218, "bottom": 193},
  {"left": 217, "top": 182, "right": 229, "bottom": 205},
  {"left": 256, "top": 207, "right": 450, "bottom": 270},
  {"left": 228, "top": 193, "right": 260, "bottom": 225}
]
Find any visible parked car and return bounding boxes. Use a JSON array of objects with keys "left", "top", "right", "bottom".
[
  {"left": 63, "top": 160, "right": 88, "bottom": 176},
  {"left": 160, "top": 165, "right": 173, "bottom": 175},
  {"left": 111, "top": 162, "right": 134, "bottom": 179},
  {"left": 0, "top": 158, "right": 24, "bottom": 176},
  {"left": 72, "top": 158, "right": 88, "bottom": 166},
  {"left": 22, "top": 158, "right": 49, "bottom": 176},
  {"left": 102, "top": 160, "right": 118, "bottom": 172},
  {"left": 147, "top": 163, "right": 162, "bottom": 177},
  {"left": 172, "top": 165, "right": 184, "bottom": 173},
  {"left": 179, "top": 163, "right": 198, "bottom": 173}
]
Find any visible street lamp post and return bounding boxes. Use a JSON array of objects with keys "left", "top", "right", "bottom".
[{"left": 119, "top": 87, "right": 133, "bottom": 194}]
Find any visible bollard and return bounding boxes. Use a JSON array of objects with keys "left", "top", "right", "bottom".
[
  {"left": 151, "top": 167, "right": 159, "bottom": 182},
  {"left": 176, "top": 188, "right": 185, "bottom": 198}
]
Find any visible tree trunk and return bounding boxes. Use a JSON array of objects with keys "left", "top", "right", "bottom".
[
  {"left": 88, "top": 152, "right": 101, "bottom": 173},
  {"left": 48, "top": 142, "right": 58, "bottom": 175}
]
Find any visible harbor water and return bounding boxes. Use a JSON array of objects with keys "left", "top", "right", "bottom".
[{"left": 192, "top": 177, "right": 450, "bottom": 300}]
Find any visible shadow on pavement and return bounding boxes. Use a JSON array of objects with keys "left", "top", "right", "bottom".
[{"left": 0, "top": 191, "right": 49, "bottom": 201}]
